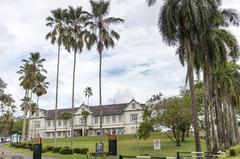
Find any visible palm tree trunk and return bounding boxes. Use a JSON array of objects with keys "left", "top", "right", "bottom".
[
  {"left": 99, "top": 51, "right": 103, "bottom": 144},
  {"left": 71, "top": 49, "right": 77, "bottom": 150},
  {"left": 22, "top": 89, "right": 29, "bottom": 141},
  {"left": 186, "top": 40, "right": 202, "bottom": 154},
  {"left": 203, "top": 62, "right": 212, "bottom": 152},
  {"left": 232, "top": 107, "right": 240, "bottom": 143},
  {"left": 34, "top": 96, "right": 40, "bottom": 137},
  {"left": 54, "top": 44, "right": 61, "bottom": 147},
  {"left": 229, "top": 104, "right": 237, "bottom": 145}
]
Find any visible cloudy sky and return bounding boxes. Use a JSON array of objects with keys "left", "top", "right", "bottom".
[{"left": 0, "top": 0, "right": 239, "bottom": 114}]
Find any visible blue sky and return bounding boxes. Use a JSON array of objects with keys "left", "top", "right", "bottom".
[{"left": 0, "top": 0, "right": 239, "bottom": 114}]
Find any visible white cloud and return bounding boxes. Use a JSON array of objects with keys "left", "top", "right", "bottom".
[{"left": 0, "top": 0, "right": 239, "bottom": 116}]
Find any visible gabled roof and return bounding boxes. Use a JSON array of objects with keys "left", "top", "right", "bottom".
[
  {"left": 89, "top": 103, "right": 128, "bottom": 116},
  {"left": 45, "top": 108, "right": 78, "bottom": 120},
  {"left": 41, "top": 100, "right": 144, "bottom": 120}
]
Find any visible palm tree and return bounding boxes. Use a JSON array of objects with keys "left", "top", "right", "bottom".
[
  {"left": 146, "top": 0, "right": 213, "bottom": 152},
  {"left": 84, "top": 87, "right": 93, "bottom": 105},
  {"left": 62, "top": 6, "right": 90, "bottom": 150},
  {"left": 62, "top": 112, "right": 72, "bottom": 138},
  {"left": 87, "top": 0, "right": 124, "bottom": 144},
  {"left": 46, "top": 8, "right": 67, "bottom": 147},
  {"left": 17, "top": 52, "right": 46, "bottom": 141},
  {"left": 32, "top": 72, "right": 49, "bottom": 135}
]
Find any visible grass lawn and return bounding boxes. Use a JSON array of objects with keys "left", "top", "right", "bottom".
[{"left": 4, "top": 132, "right": 240, "bottom": 159}]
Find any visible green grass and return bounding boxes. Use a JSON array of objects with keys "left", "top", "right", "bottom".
[{"left": 4, "top": 132, "right": 240, "bottom": 159}]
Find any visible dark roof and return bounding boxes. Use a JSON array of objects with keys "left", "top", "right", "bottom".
[
  {"left": 44, "top": 103, "right": 129, "bottom": 120},
  {"left": 89, "top": 103, "right": 128, "bottom": 116},
  {"left": 45, "top": 108, "right": 78, "bottom": 120}
]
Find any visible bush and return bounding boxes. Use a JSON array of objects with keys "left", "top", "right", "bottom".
[
  {"left": 42, "top": 146, "right": 48, "bottom": 153},
  {"left": 52, "top": 147, "right": 62, "bottom": 153},
  {"left": 46, "top": 145, "right": 54, "bottom": 151},
  {"left": 59, "top": 148, "right": 73, "bottom": 154},
  {"left": 230, "top": 148, "right": 240, "bottom": 156},
  {"left": 73, "top": 148, "right": 81, "bottom": 154},
  {"left": 79, "top": 148, "right": 89, "bottom": 154}
]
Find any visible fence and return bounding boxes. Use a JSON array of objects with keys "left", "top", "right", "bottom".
[
  {"left": 176, "top": 151, "right": 225, "bottom": 159},
  {"left": 119, "top": 155, "right": 175, "bottom": 159}
]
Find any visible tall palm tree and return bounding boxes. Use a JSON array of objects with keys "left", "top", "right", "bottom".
[
  {"left": 146, "top": 0, "right": 220, "bottom": 153},
  {"left": 46, "top": 8, "right": 67, "bottom": 147},
  {"left": 17, "top": 52, "right": 46, "bottom": 141},
  {"left": 87, "top": 0, "right": 124, "bottom": 144},
  {"left": 63, "top": 6, "right": 90, "bottom": 150},
  {"left": 84, "top": 87, "right": 93, "bottom": 105}
]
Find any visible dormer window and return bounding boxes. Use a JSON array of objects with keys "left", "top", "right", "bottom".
[{"left": 132, "top": 103, "right": 135, "bottom": 109}]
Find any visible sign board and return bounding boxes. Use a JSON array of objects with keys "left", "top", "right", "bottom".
[
  {"left": 32, "top": 138, "right": 42, "bottom": 159},
  {"left": 108, "top": 135, "right": 117, "bottom": 156},
  {"left": 153, "top": 139, "right": 161, "bottom": 150},
  {"left": 96, "top": 143, "right": 104, "bottom": 156}
]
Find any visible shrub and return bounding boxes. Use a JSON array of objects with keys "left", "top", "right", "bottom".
[
  {"left": 230, "top": 148, "right": 240, "bottom": 156},
  {"left": 42, "top": 146, "right": 48, "bottom": 153},
  {"left": 52, "top": 147, "right": 62, "bottom": 153},
  {"left": 79, "top": 148, "right": 89, "bottom": 154},
  {"left": 73, "top": 148, "right": 81, "bottom": 154},
  {"left": 46, "top": 145, "right": 54, "bottom": 151},
  {"left": 59, "top": 148, "right": 73, "bottom": 154}
]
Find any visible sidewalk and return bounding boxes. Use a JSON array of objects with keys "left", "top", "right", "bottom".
[{"left": 0, "top": 144, "right": 56, "bottom": 159}]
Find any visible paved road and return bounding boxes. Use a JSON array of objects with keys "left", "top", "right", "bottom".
[{"left": 0, "top": 144, "right": 56, "bottom": 159}]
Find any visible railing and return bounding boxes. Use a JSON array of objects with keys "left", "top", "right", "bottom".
[
  {"left": 176, "top": 151, "right": 225, "bottom": 159},
  {"left": 119, "top": 155, "right": 175, "bottom": 159}
]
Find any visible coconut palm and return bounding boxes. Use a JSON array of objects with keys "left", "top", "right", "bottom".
[
  {"left": 62, "top": 6, "right": 90, "bottom": 150},
  {"left": 86, "top": 0, "right": 124, "bottom": 144},
  {"left": 46, "top": 8, "right": 67, "bottom": 147},
  {"left": 84, "top": 87, "right": 93, "bottom": 105}
]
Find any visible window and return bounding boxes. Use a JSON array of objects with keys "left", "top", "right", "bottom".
[
  {"left": 58, "top": 120, "right": 62, "bottom": 127},
  {"left": 80, "top": 117, "right": 85, "bottom": 125},
  {"left": 35, "top": 121, "right": 41, "bottom": 128},
  {"left": 57, "top": 131, "right": 61, "bottom": 137},
  {"left": 95, "top": 117, "right": 98, "bottom": 124},
  {"left": 118, "top": 115, "right": 122, "bottom": 123},
  {"left": 63, "top": 120, "right": 67, "bottom": 126},
  {"left": 130, "top": 114, "right": 138, "bottom": 122},
  {"left": 47, "top": 133, "right": 50, "bottom": 138},
  {"left": 47, "top": 121, "right": 51, "bottom": 127},
  {"left": 53, "top": 120, "right": 56, "bottom": 127},
  {"left": 132, "top": 103, "right": 136, "bottom": 109},
  {"left": 106, "top": 116, "right": 110, "bottom": 124},
  {"left": 102, "top": 117, "right": 104, "bottom": 124},
  {"left": 112, "top": 116, "right": 116, "bottom": 123}
]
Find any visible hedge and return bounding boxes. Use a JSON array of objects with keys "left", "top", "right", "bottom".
[
  {"left": 59, "top": 148, "right": 73, "bottom": 154},
  {"left": 230, "top": 148, "right": 240, "bottom": 156},
  {"left": 52, "top": 147, "right": 62, "bottom": 153},
  {"left": 42, "top": 146, "right": 48, "bottom": 153},
  {"left": 46, "top": 145, "right": 54, "bottom": 151},
  {"left": 79, "top": 148, "right": 89, "bottom": 154}
]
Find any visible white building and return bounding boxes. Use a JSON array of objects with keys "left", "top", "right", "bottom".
[{"left": 28, "top": 99, "right": 144, "bottom": 139}]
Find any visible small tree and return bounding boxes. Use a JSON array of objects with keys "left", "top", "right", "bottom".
[
  {"left": 81, "top": 110, "right": 90, "bottom": 136},
  {"left": 62, "top": 112, "right": 72, "bottom": 138}
]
